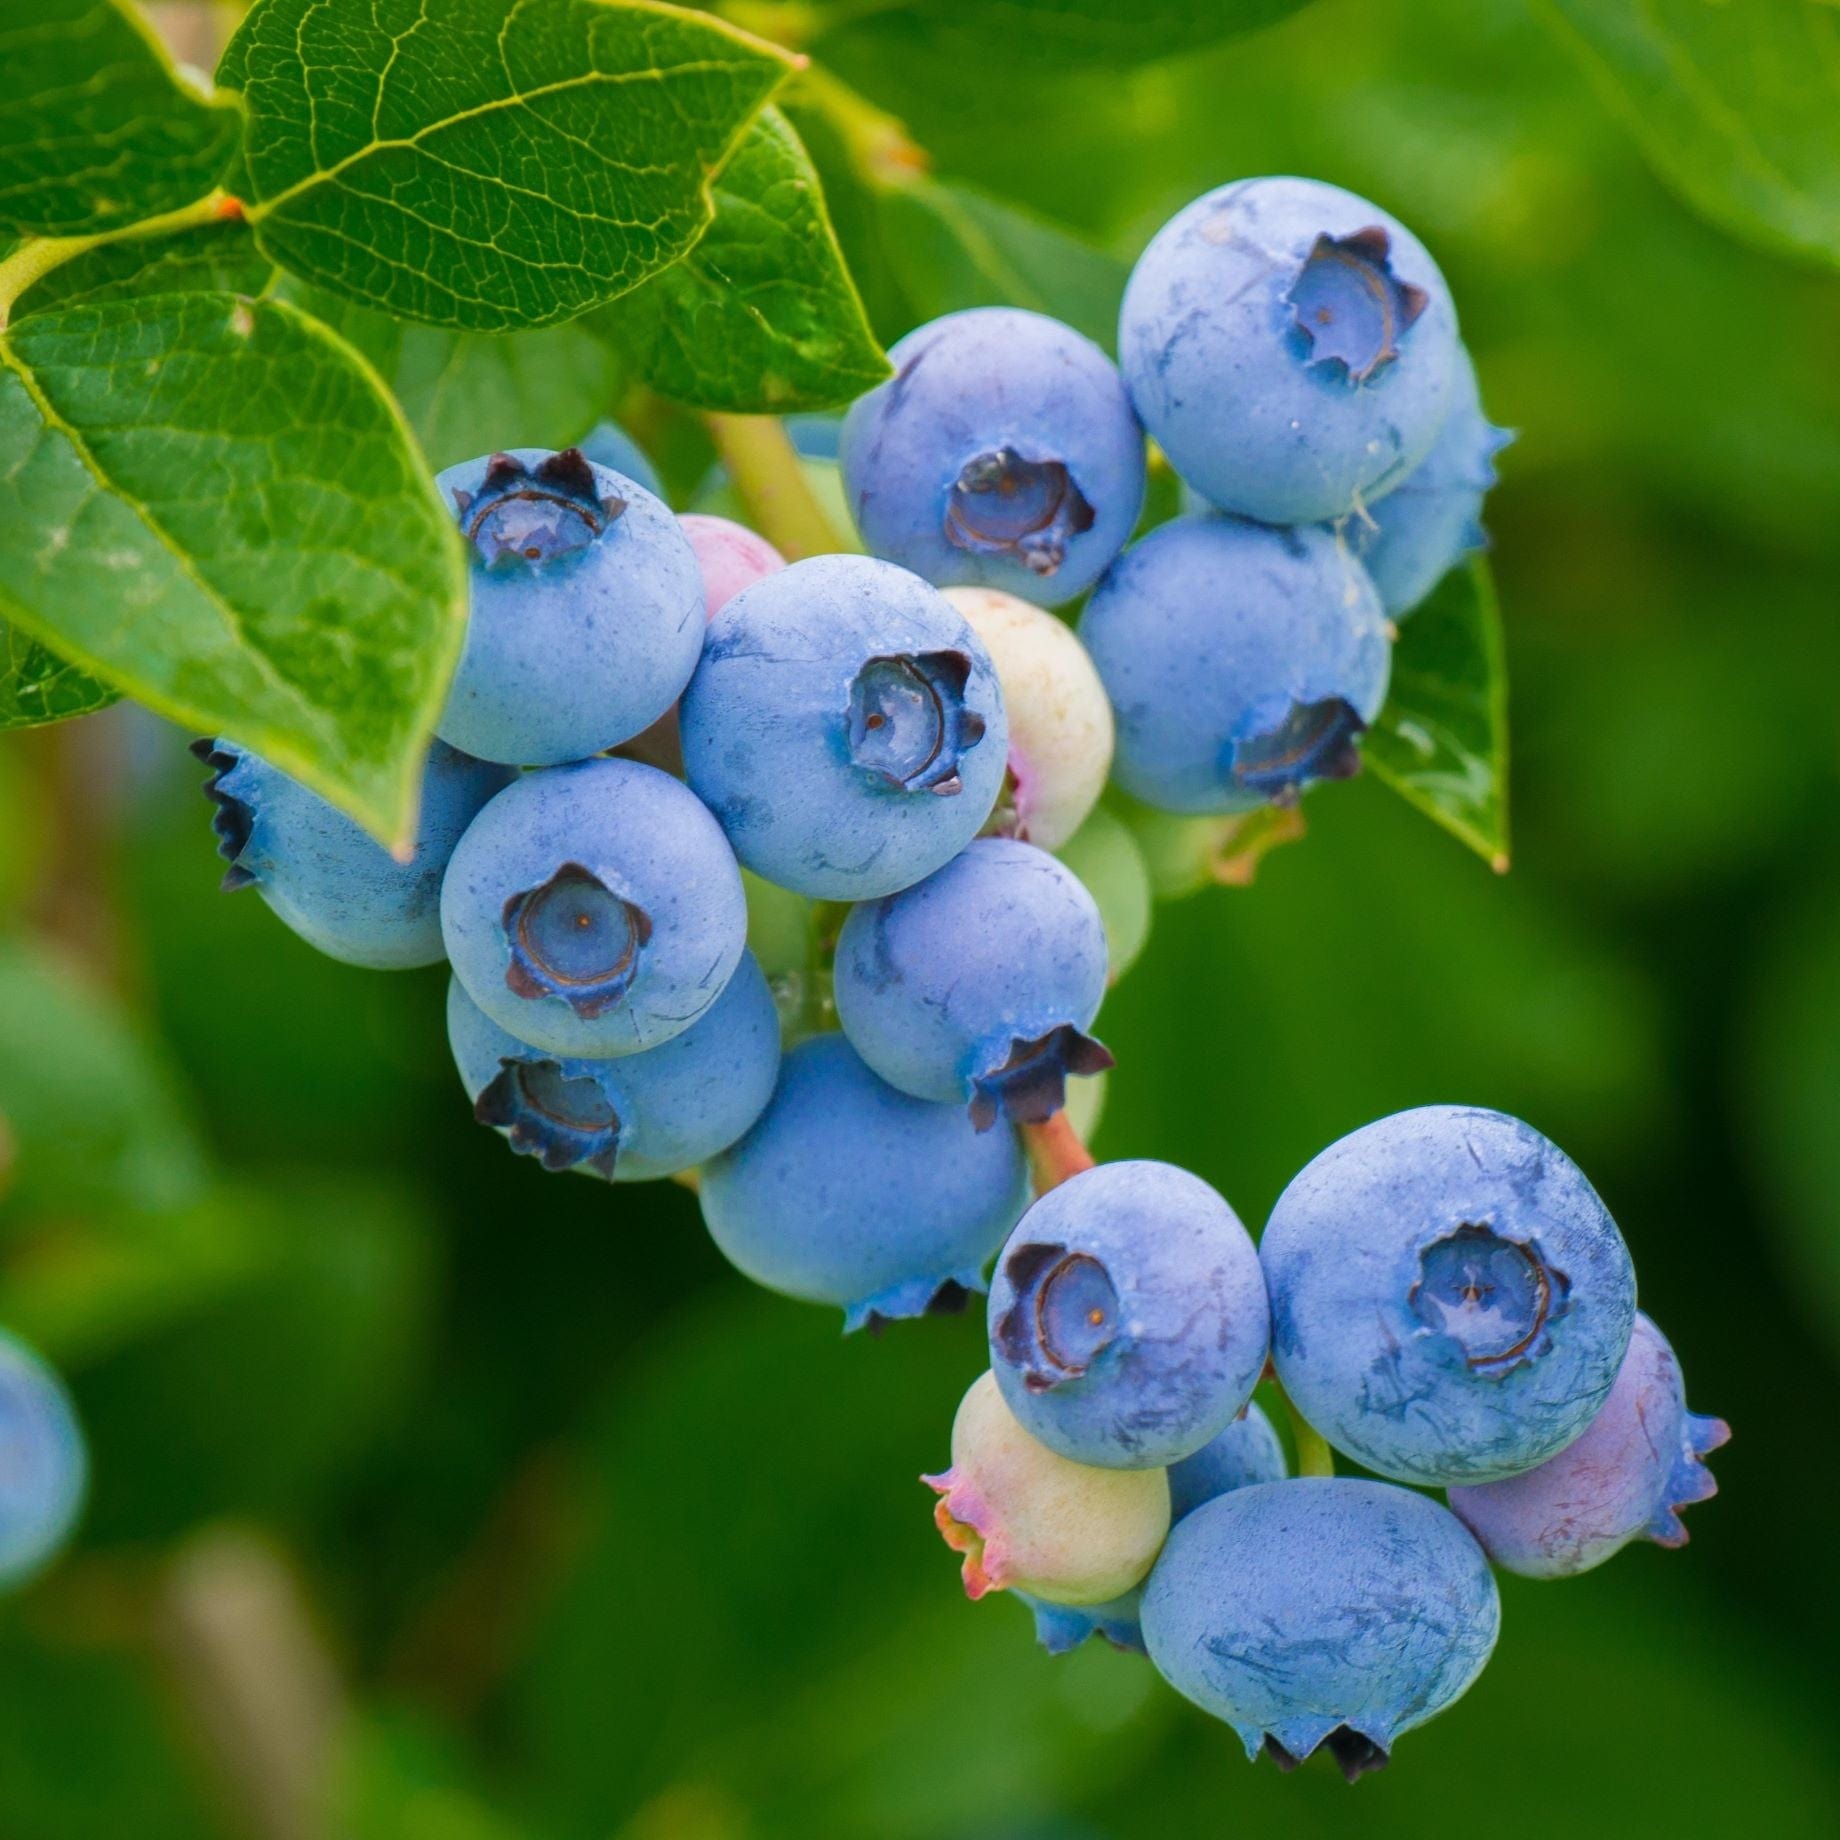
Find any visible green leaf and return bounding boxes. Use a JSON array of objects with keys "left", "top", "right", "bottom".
[
  {"left": 1539, "top": 0, "right": 1840, "bottom": 270},
  {"left": 0, "top": 293, "right": 466, "bottom": 846},
  {"left": 590, "top": 107, "right": 887, "bottom": 411},
  {"left": 10, "top": 219, "right": 272, "bottom": 319},
  {"left": 1364, "top": 556, "right": 1511, "bottom": 870},
  {"left": 0, "top": 623, "right": 117, "bottom": 729},
  {"left": 0, "top": 0, "right": 241, "bottom": 236},
  {"left": 218, "top": 0, "right": 793, "bottom": 330},
  {"left": 286, "top": 285, "right": 625, "bottom": 472}
]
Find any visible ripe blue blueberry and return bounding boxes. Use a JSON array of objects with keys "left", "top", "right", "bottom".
[
  {"left": 840, "top": 308, "right": 1146, "bottom": 606},
  {"left": 1261, "top": 1105, "right": 1638, "bottom": 1486},
  {"left": 440, "top": 757, "right": 746, "bottom": 1059},
  {"left": 434, "top": 448, "right": 703, "bottom": 766},
  {"left": 1119, "top": 176, "right": 1461, "bottom": 524},
  {"left": 446, "top": 950, "right": 780, "bottom": 1182},
  {"left": 578, "top": 419, "right": 665, "bottom": 502},
  {"left": 834, "top": 837, "right": 1111, "bottom": 1129},
  {"left": 194, "top": 737, "right": 511, "bottom": 969},
  {"left": 679, "top": 555, "right": 1008, "bottom": 900},
  {"left": 0, "top": 1330, "right": 86, "bottom": 1590},
  {"left": 1448, "top": 1312, "right": 1729, "bottom": 1577},
  {"left": 699, "top": 1034, "right": 1029, "bottom": 1331},
  {"left": 987, "top": 1160, "right": 1270, "bottom": 1469},
  {"left": 1347, "top": 348, "right": 1512, "bottom": 618},
  {"left": 1080, "top": 514, "right": 1391, "bottom": 815},
  {"left": 1142, "top": 1478, "right": 1499, "bottom": 1778}
]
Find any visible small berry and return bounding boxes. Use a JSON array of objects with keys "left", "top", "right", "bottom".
[
  {"left": 680, "top": 555, "right": 1008, "bottom": 900},
  {"left": 0, "top": 1330, "right": 86, "bottom": 1589},
  {"left": 841, "top": 308, "right": 1146, "bottom": 606},
  {"left": 435, "top": 448, "right": 703, "bottom": 766},
  {"left": 924, "top": 1370, "right": 1169, "bottom": 1604},
  {"left": 941, "top": 586, "right": 1113, "bottom": 850},
  {"left": 194, "top": 737, "right": 510, "bottom": 969},
  {"left": 446, "top": 949, "right": 780, "bottom": 1181},
  {"left": 1119, "top": 176, "right": 1460, "bottom": 524},
  {"left": 1261, "top": 1106, "right": 1638, "bottom": 1485},
  {"left": 440, "top": 758, "right": 746, "bottom": 1059},
  {"left": 833, "top": 837, "right": 1111, "bottom": 1129},
  {"left": 699, "top": 1034, "right": 1029, "bottom": 1331},
  {"left": 987, "top": 1161, "right": 1270, "bottom": 1469},
  {"left": 678, "top": 513, "right": 786, "bottom": 619},
  {"left": 1080, "top": 515, "right": 1391, "bottom": 815},
  {"left": 1448, "top": 1312, "right": 1729, "bottom": 1576}
]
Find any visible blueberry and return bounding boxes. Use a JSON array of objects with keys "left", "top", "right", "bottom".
[
  {"left": 440, "top": 757, "right": 746, "bottom": 1059},
  {"left": 677, "top": 513, "right": 787, "bottom": 619},
  {"left": 1119, "top": 176, "right": 1461, "bottom": 524},
  {"left": 833, "top": 837, "right": 1111, "bottom": 1129},
  {"left": 942, "top": 587, "right": 1114, "bottom": 851},
  {"left": 1347, "top": 348, "right": 1513, "bottom": 618},
  {"left": 193, "top": 737, "right": 511, "bottom": 969},
  {"left": 577, "top": 419, "right": 665, "bottom": 502},
  {"left": 841, "top": 308, "right": 1146, "bottom": 606},
  {"left": 1448, "top": 1312, "right": 1729, "bottom": 1577},
  {"left": 1079, "top": 514, "right": 1391, "bottom": 815},
  {"left": 446, "top": 949, "right": 780, "bottom": 1181},
  {"left": 1141, "top": 1478, "right": 1499, "bottom": 1777},
  {"left": 1261, "top": 1106, "right": 1638, "bottom": 1485},
  {"left": 924, "top": 1371, "right": 1168, "bottom": 1604},
  {"left": 0, "top": 1330, "right": 86, "bottom": 1590},
  {"left": 1015, "top": 1589, "right": 1148, "bottom": 1657},
  {"left": 987, "top": 1161, "right": 1270, "bottom": 1469},
  {"left": 699, "top": 1034, "right": 1029, "bottom": 1331},
  {"left": 679, "top": 555, "right": 1007, "bottom": 901},
  {"left": 434, "top": 448, "right": 703, "bottom": 766}
]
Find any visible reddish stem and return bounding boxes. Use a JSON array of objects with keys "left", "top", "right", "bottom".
[{"left": 1022, "top": 1112, "right": 1096, "bottom": 1195}]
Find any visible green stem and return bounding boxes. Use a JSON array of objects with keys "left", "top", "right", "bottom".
[
  {"left": 700, "top": 411, "right": 851, "bottom": 559},
  {"left": 788, "top": 61, "right": 928, "bottom": 188},
  {"left": 1275, "top": 1381, "right": 1336, "bottom": 1478}
]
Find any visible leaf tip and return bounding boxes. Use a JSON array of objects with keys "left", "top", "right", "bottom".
[{"left": 1490, "top": 849, "right": 1511, "bottom": 875}]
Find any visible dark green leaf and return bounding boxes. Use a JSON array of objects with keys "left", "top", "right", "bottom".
[
  {"left": 286, "top": 285, "right": 625, "bottom": 472},
  {"left": 0, "top": 0, "right": 241, "bottom": 236},
  {"left": 0, "top": 622, "right": 117, "bottom": 728},
  {"left": 10, "top": 219, "right": 272, "bottom": 319},
  {"left": 590, "top": 107, "right": 887, "bottom": 411},
  {"left": 0, "top": 294, "right": 466, "bottom": 846},
  {"left": 219, "top": 0, "right": 792, "bottom": 330},
  {"left": 1539, "top": 0, "right": 1840, "bottom": 270},
  {"left": 1364, "top": 556, "right": 1510, "bottom": 870}
]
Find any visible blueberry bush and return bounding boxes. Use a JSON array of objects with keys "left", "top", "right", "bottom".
[{"left": 3, "top": 2, "right": 1838, "bottom": 1836}]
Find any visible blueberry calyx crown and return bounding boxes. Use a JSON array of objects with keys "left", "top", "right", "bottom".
[
  {"left": 848, "top": 650, "right": 988, "bottom": 795},
  {"left": 1285, "top": 227, "right": 1429, "bottom": 385},
  {"left": 1230, "top": 697, "right": 1366, "bottom": 804},
  {"left": 501, "top": 861, "right": 652, "bottom": 1019},
  {"left": 1408, "top": 1221, "right": 1572, "bottom": 1375},
  {"left": 475, "top": 1057, "right": 622, "bottom": 1177},
  {"left": 190, "top": 738, "right": 259, "bottom": 891},
  {"left": 968, "top": 1026, "right": 1115, "bottom": 1132},
  {"left": 1265, "top": 1728, "right": 1389, "bottom": 1783},
  {"left": 945, "top": 446, "right": 1096, "bottom": 577},
  {"left": 994, "top": 1240, "right": 1121, "bottom": 1393},
  {"left": 452, "top": 449, "right": 626, "bottom": 569}
]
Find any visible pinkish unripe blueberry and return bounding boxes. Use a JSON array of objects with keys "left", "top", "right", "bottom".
[{"left": 678, "top": 514, "right": 787, "bottom": 619}]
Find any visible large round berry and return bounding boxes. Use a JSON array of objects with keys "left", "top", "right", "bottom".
[
  {"left": 445, "top": 950, "right": 779, "bottom": 1183},
  {"left": 679, "top": 555, "right": 1007, "bottom": 900},
  {"left": 0, "top": 1330, "right": 86, "bottom": 1588},
  {"left": 1142, "top": 1479, "right": 1499, "bottom": 1778},
  {"left": 1347, "top": 347, "right": 1512, "bottom": 618},
  {"left": 440, "top": 758, "right": 745, "bottom": 1059},
  {"left": 434, "top": 448, "right": 703, "bottom": 765},
  {"left": 987, "top": 1161, "right": 1270, "bottom": 1469},
  {"left": 1119, "top": 176, "right": 1460, "bottom": 525},
  {"left": 1080, "top": 515, "right": 1391, "bottom": 815},
  {"left": 193, "top": 737, "right": 510, "bottom": 969},
  {"left": 942, "top": 587, "right": 1113, "bottom": 850},
  {"left": 925, "top": 1371, "right": 1168, "bottom": 1606},
  {"left": 700, "top": 1034, "right": 1028, "bottom": 1331},
  {"left": 1261, "top": 1106, "right": 1638, "bottom": 1485},
  {"left": 1448, "top": 1312, "right": 1729, "bottom": 1577},
  {"left": 841, "top": 308, "right": 1145, "bottom": 606},
  {"left": 834, "top": 838, "right": 1111, "bottom": 1129}
]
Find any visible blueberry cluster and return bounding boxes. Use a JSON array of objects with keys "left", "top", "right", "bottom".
[{"left": 188, "top": 173, "right": 1724, "bottom": 1773}]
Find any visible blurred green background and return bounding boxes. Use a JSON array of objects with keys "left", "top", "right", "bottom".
[{"left": 4, "top": 0, "right": 1839, "bottom": 1833}]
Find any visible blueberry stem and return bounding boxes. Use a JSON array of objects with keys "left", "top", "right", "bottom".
[
  {"left": 1273, "top": 1381, "right": 1336, "bottom": 1477},
  {"left": 700, "top": 412, "right": 852, "bottom": 560},
  {"left": 1022, "top": 1113, "right": 1096, "bottom": 1196}
]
